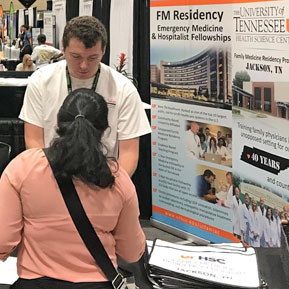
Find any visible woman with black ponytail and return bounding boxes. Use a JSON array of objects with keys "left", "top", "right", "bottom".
[
  {"left": 47, "top": 88, "right": 114, "bottom": 188},
  {"left": 0, "top": 88, "right": 146, "bottom": 289}
]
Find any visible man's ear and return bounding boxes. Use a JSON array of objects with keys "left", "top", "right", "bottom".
[
  {"left": 61, "top": 41, "right": 64, "bottom": 53},
  {"left": 102, "top": 46, "right": 106, "bottom": 56}
]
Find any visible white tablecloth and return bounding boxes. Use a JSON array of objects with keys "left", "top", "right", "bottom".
[{"left": 0, "top": 78, "right": 29, "bottom": 87}]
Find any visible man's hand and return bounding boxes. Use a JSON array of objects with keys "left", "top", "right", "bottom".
[{"left": 204, "top": 193, "right": 217, "bottom": 202}]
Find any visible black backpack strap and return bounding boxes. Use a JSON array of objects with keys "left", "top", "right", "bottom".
[{"left": 43, "top": 149, "right": 124, "bottom": 289}]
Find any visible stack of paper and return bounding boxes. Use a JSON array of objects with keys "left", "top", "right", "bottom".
[
  {"left": 147, "top": 240, "right": 261, "bottom": 289},
  {"left": 0, "top": 257, "right": 18, "bottom": 285}
]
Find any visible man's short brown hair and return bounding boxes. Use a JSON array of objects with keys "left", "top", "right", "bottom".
[
  {"left": 62, "top": 16, "right": 107, "bottom": 50},
  {"left": 37, "top": 34, "right": 46, "bottom": 44}
]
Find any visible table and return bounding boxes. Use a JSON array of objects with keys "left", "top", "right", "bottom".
[
  {"left": 0, "top": 60, "right": 21, "bottom": 71},
  {"left": 1, "top": 245, "right": 288, "bottom": 289}
]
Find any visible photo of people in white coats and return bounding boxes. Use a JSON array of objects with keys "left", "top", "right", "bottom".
[
  {"left": 222, "top": 174, "right": 288, "bottom": 247},
  {"left": 185, "top": 121, "right": 232, "bottom": 167},
  {"left": 237, "top": 190, "right": 286, "bottom": 247},
  {"left": 235, "top": 189, "right": 285, "bottom": 247},
  {"left": 194, "top": 167, "right": 288, "bottom": 246},
  {"left": 231, "top": 187, "right": 243, "bottom": 239},
  {"left": 241, "top": 193, "right": 251, "bottom": 245}
]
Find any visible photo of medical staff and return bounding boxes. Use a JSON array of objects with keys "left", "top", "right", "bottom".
[
  {"left": 185, "top": 121, "right": 232, "bottom": 167},
  {"left": 240, "top": 194, "right": 285, "bottom": 247},
  {"left": 195, "top": 166, "right": 288, "bottom": 246},
  {"left": 195, "top": 165, "right": 232, "bottom": 205},
  {"left": 228, "top": 188, "right": 287, "bottom": 247},
  {"left": 224, "top": 186, "right": 286, "bottom": 247}
]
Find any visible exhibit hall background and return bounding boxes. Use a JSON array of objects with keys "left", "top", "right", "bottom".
[
  {"left": 0, "top": 0, "right": 46, "bottom": 10},
  {"left": 0, "top": 0, "right": 152, "bottom": 219}
]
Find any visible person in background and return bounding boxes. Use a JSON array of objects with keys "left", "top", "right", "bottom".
[
  {"left": 16, "top": 54, "right": 36, "bottom": 71},
  {"left": 31, "top": 34, "right": 63, "bottom": 69},
  {"left": 273, "top": 207, "right": 281, "bottom": 247},
  {"left": 283, "top": 204, "right": 289, "bottom": 215},
  {"left": 225, "top": 134, "right": 232, "bottom": 154},
  {"left": 186, "top": 122, "right": 203, "bottom": 159},
  {"left": 198, "top": 133, "right": 207, "bottom": 152},
  {"left": 258, "top": 197, "right": 266, "bottom": 216},
  {"left": 204, "top": 127, "right": 211, "bottom": 148},
  {"left": 223, "top": 172, "right": 233, "bottom": 208},
  {"left": 264, "top": 208, "right": 275, "bottom": 247},
  {"left": 241, "top": 193, "right": 251, "bottom": 244},
  {"left": 196, "top": 169, "right": 216, "bottom": 202},
  {"left": 249, "top": 199, "right": 261, "bottom": 247},
  {"left": 232, "top": 186, "right": 243, "bottom": 239},
  {"left": 281, "top": 211, "right": 288, "bottom": 225},
  {"left": 257, "top": 197, "right": 267, "bottom": 247},
  {"left": 19, "top": 24, "right": 32, "bottom": 60},
  {"left": 216, "top": 137, "right": 231, "bottom": 160},
  {"left": 285, "top": 212, "right": 289, "bottom": 223},
  {"left": 281, "top": 209, "right": 289, "bottom": 246},
  {"left": 207, "top": 137, "right": 217, "bottom": 154},
  {"left": 0, "top": 88, "right": 145, "bottom": 289},
  {"left": 216, "top": 184, "right": 228, "bottom": 202},
  {"left": 217, "top": 130, "right": 223, "bottom": 140},
  {"left": 19, "top": 16, "right": 151, "bottom": 177},
  {"left": 281, "top": 204, "right": 289, "bottom": 225}
]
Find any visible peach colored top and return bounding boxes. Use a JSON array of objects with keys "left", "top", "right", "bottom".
[{"left": 0, "top": 148, "right": 145, "bottom": 282}]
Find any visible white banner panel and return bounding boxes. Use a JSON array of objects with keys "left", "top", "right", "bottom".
[{"left": 150, "top": 0, "right": 289, "bottom": 246}]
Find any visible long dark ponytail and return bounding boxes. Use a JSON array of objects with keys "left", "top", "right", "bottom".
[{"left": 46, "top": 88, "right": 115, "bottom": 188}]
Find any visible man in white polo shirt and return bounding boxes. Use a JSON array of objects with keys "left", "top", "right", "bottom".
[
  {"left": 19, "top": 16, "right": 151, "bottom": 176},
  {"left": 31, "top": 34, "right": 62, "bottom": 69}
]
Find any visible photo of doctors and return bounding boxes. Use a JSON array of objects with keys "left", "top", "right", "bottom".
[
  {"left": 185, "top": 121, "right": 232, "bottom": 167},
  {"left": 195, "top": 165, "right": 232, "bottom": 205},
  {"left": 195, "top": 165, "right": 288, "bottom": 247},
  {"left": 236, "top": 190, "right": 286, "bottom": 247}
]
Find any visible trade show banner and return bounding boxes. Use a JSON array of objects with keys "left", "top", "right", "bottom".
[
  {"left": 231, "top": 0, "right": 289, "bottom": 247},
  {"left": 150, "top": 0, "right": 289, "bottom": 246},
  {"left": 0, "top": 5, "right": 4, "bottom": 41},
  {"left": 9, "top": 1, "right": 14, "bottom": 41}
]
